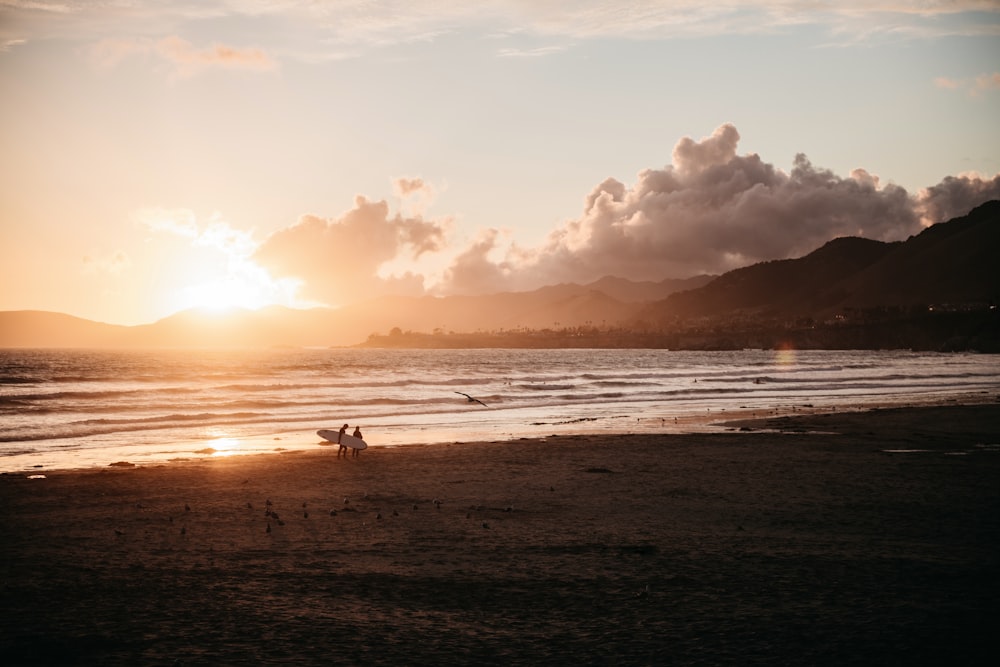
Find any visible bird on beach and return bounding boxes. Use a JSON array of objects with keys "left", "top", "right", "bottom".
[{"left": 455, "top": 391, "right": 488, "bottom": 407}]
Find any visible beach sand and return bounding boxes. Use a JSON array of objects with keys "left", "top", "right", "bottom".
[{"left": 2, "top": 404, "right": 999, "bottom": 665}]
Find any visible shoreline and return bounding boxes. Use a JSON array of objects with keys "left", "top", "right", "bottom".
[
  {"left": 2, "top": 402, "right": 999, "bottom": 664},
  {"left": 4, "top": 391, "right": 997, "bottom": 475}
]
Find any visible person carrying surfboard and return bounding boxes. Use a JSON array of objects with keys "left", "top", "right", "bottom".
[
  {"left": 337, "top": 423, "right": 349, "bottom": 458},
  {"left": 351, "top": 426, "right": 363, "bottom": 457}
]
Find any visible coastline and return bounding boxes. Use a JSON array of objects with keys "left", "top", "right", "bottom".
[
  {"left": 5, "top": 389, "right": 997, "bottom": 474},
  {"left": 2, "top": 402, "right": 998, "bottom": 664}
]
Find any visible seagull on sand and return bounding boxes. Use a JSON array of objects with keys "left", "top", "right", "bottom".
[{"left": 455, "top": 392, "right": 488, "bottom": 407}]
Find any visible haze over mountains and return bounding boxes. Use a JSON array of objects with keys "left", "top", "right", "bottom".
[{"left": 2, "top": 201, "right": 997, "bottom": 349}]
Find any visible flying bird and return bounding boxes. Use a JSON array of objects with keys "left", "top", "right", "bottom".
[{"left": 455, "top": 392, "right": 488, "bottom": 407}]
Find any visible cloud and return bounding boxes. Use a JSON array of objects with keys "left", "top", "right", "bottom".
[
  {"left": 933, "top": 76, "right": 962, "bottom": 90},
  {"left": 90, "top": 35, "right": 276, "bottom": 77},
  {"left": 438, "top": 229, "right": 519, "bottom": 296},
  {"left": 136, "top": 207, "right": 201, "bottom": 238},
  {"left": 392, "top": 177, "right": 438, "bottom": 216},
  {"left": 437, "top": 123, "right": 1000, "bottom": 293},
  {"left": 975, "top": 72, "right": 1000, "bottom": 93},
  {"left": 934, "top": 72, "right": 1000, "bottom": 96},
  {"left": 254, "top": 194, "right": 449, "bottom": 306},
  {"left": 135, "top": 207, "right": 262, "bottom": 258},
  {"left": 5, "top": 1, "right": 997, "bottom": 61},
  {"left": 916, "top": 173, "right": 1000, "bottom": 225},
  {"left": 1, "top": 38, "right": 27, "bottom": 52},
  {"left": 497, "top": 44, "right": 569, "bottom": 58},
  {"left": 159, "top": 35, "right": 276, "bottom": 75}
]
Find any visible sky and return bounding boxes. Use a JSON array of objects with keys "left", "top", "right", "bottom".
[{"left": 1, "top": 1, "right": 999, "bottom": 325}]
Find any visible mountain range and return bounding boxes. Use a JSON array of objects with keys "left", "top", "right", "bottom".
[{"left": 2, "top": 200, "right": 997, "bottom": 349}]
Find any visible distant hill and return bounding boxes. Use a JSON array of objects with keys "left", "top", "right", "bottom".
[
  {"left": 638, "top": 199, "right": 1000, "bottom": 323},
  {"left": 0, "top": 311, "right": 130, "bottom": 348},
  {"left": 832, "top": 199, "right": 1000, "bottom": 310},
  {"left": 646, "top": 237, "right": 895, "bottom": 319},
  {"left": 0, "top": 276, "right": 697, "bottom": 348},
  {"left": 121, "top": 306, "right": 343, "bottom": 348},
  {"left": 341, "top": 284, "right": 642, "bottom": 337},
  {"left": 584, "top": 275, "right": 716, "bottom": 303}
]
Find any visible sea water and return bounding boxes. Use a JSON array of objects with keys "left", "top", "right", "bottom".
[{"left": 2, "top": 348, "right": 998, "bottom": 471}]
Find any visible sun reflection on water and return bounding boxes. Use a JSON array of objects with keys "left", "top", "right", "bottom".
[{"left": 774, "top": 345, "right": 797, "bottom": 368}]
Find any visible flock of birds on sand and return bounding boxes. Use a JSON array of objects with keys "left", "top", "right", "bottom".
[
  {"left": 112, "top": 490, "right": 532, "bottom": 539},
  {"left": 253, "top": 493, "right": 521, "bottom": 533}
]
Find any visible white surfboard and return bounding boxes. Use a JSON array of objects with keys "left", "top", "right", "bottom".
[{"left": 317, "top": 429, "right": 368, "bottom": 450}]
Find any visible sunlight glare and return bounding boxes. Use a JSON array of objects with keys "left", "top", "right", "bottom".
[
  {"left": 166, "top": 260, "right": 306, "bottom": 315},
  {"left": 181, "top": 277, "right": 267, "bottom": 312},
  {"left": 208, "top": 437, "right": 242, "bottom": 457}
]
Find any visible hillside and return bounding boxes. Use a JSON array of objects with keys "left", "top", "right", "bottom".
[
  {"left": 640, "top": 200, "right": 1000, "bottom": 323},
  {"left": 652, "top": 237, "right": 895, "bottom": 319},
  {"left": 0, "top": 311, "right": 130, "bottom": 348}
]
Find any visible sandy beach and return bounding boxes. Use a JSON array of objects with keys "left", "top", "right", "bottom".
[{"left": 2, "top": 403, "right": 999, "bottom": 665}]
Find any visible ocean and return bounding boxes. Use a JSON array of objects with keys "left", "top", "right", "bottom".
[{"left": 2, "top": 348, "right": 998, "bottom": 471}]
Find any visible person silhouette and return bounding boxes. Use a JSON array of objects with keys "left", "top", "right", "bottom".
[
  {"left": 337, "top": 423, "right": 349, "bottom": 458},
  {"left": 351, "top": 426, "right": 363, "bottom": 457}
]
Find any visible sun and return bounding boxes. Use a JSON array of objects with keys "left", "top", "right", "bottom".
[
  {"left": 143, "top": 211, "right": 314, "bottom": 319},
  {"left": 183, "top": 277, "right": 267, "bottom": 313},
  {"left": 165, "top": 261, "right": 305, "bottom": 315}
]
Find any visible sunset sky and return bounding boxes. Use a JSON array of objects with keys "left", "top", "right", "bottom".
[{"left": 2, "top": 1, "right": 999, "bottom": 325}]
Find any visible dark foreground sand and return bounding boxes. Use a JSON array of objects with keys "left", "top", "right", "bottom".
[{"left": 2, "top": 404, "right": 999, "bottom": 666}]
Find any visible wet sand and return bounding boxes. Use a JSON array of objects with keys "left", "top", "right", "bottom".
[{"left": 2, "top": 403, "right": 999, "bottom": 665}]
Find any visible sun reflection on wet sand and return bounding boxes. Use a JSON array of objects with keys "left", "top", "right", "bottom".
[{"left": 208, "top": 437, "right": 241, "bottom": 458}]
